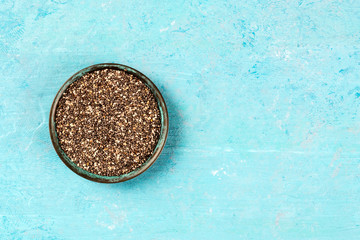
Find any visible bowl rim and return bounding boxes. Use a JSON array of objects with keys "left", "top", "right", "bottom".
[{"left": 49, "top": 63, "right": 169, "bottom": 183}]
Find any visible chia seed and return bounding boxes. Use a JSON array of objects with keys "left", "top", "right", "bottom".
[{"left": 55, "top": 68, "right": 161, "bottom": 176}]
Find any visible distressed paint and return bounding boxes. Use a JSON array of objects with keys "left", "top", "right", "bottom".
[{"left": 0, "top": 0, "right": 360, "bottom": 239}]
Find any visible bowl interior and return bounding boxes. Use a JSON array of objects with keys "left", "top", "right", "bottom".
[{"left": 49, "top": 63, "right": 169, "bottom": 183}]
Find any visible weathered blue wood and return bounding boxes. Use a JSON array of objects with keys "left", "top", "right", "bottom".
[{"left": 0, "top": 0, "right": 360, "bottom": 239}]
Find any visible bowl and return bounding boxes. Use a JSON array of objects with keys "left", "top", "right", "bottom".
[{"left": 49, "top": 63, "right": 169, "bottom": 183}]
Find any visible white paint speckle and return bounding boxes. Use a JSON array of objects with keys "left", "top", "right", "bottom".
[
  {"left": 330, "top": 148, "right": 342, "bottom": 167},
  {"left": 332, "top": 164, "right": 342, "bottom": 178},
  {"left": 25, "top": 102, "right": 45, "bottom": 151},
  {"left": 171, "top": 20, "right": 176, "bottom": 25},
  {"left": 209, "top": 208, "right": 213, "bottom": 214},
  {"left": 212, "top": 168, "right": 227, "bottom": 176},
  {"left": 108, "top": 225, "right": 115, "bottom": 230},
  {"left": 27, "top": 196, "right": 34, "bottom": 207},
  {"left": 160, "top": 27, "right": 169, "bottom": 33}
]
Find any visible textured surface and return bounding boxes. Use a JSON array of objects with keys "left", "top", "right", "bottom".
[{"left": 0, "top": 0, "right": 360, "bottom": 239}]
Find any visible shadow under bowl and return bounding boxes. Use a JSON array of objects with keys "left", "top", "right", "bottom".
[{"left": 49, "top": 63, "right": 169, "bottom": 183}]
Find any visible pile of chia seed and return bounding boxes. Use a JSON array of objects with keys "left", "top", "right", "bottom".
[{"left": 55, "top": 68, "right": 161, "bottom": 176}]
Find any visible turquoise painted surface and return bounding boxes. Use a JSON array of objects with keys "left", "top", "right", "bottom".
[{"left": 0, "top": 0, "right": 360, "bottom": 239}]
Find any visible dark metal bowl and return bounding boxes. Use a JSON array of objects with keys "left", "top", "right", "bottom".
[{"left": 49, "top": 63, "right": 169, "bottom": 183}]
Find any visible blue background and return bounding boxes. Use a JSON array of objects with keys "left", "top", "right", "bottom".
[{"left": 1, "top": 0, "right": 360, "bottom": 239}]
